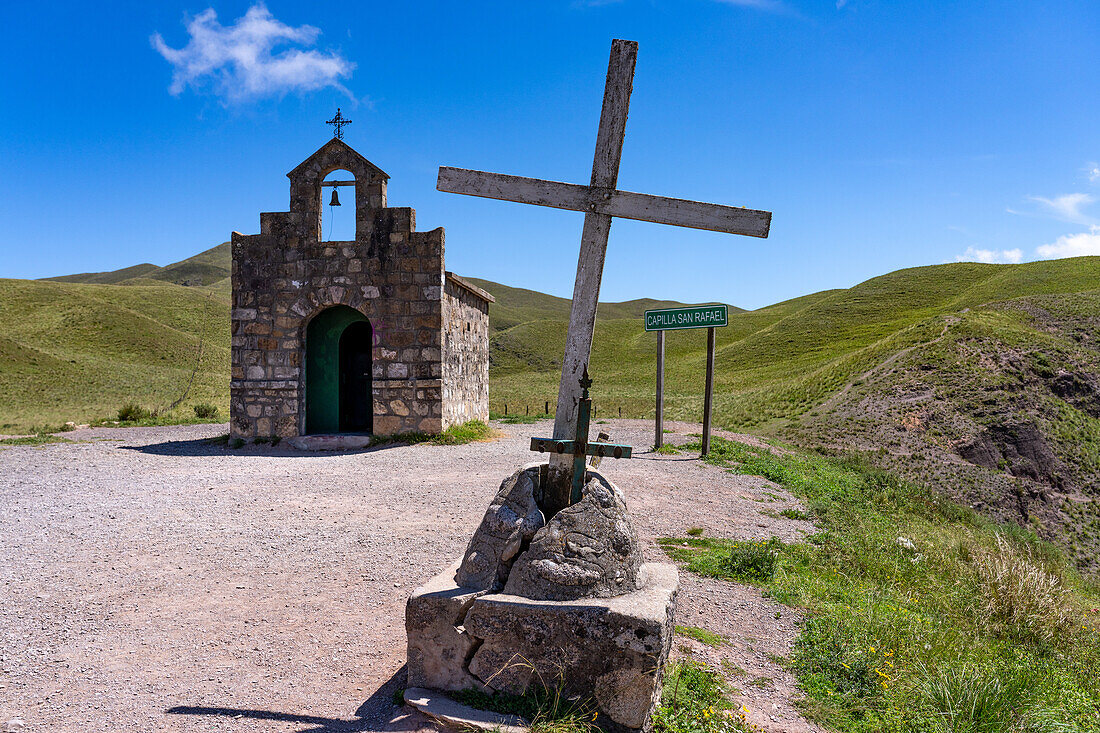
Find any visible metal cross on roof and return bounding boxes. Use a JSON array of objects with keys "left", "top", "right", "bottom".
[
  {"left": 326, "top": 108, "right": 352, "bottom": 140},
  {"left": 530, "top": 367, "right": 632, "bottom": 507}
]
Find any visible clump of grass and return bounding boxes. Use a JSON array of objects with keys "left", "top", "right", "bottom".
[
  {"left": 656, "top": 444, "right": 681, "bottom": 455},
  {"left": 451, "top": 661, "right": 597, "bottom": 733},
  {"left": 916, "top": 664, "right": 1071, "bottom": 733},
  {"left": 676, "top": 625, "right": 725, "bottom": 647},
  {"left": 652, "top": 660, "right": 749, "bottom": 733},
  {"left": 117, "top": 403, "right": 153, "bottom": 422},
  {"left": 725, "top": 537, "right": 781, "bottom": 582},
  {"left": 193, "top": 403, "right": 219, "bottom": 420},
  {"left": 971, "top": 534, "right": 1078, "bottom": 646},
  {"left": 431, "top": 420, "right": 495, "bottom": 445},
  {"left": 779, "top": 507, "right": 812, "bottom": 521},
  {"left": 686, "top": 527, "right": 705, "bottom": 537}
]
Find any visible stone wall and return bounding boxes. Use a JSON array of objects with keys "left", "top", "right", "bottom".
[{"left": 441, "top": 273, "right": 491, "bottom": 428}]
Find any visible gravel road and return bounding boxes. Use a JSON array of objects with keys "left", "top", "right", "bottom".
[{"left": 0, "top": 419, "right": 821, "bottom": 732}]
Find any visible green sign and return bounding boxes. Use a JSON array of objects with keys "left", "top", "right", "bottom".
[{"left": 644, "top": 305, "right": 728, "bottom": 331}]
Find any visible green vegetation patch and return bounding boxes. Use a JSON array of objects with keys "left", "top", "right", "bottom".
[
  {"left": 661, "top": 437, "right": 1100, "bottom": 732},
  {"left": 370, "top": 420, "right": 496, "bottom": 448},
  {"left": 451, "top": 685, "right": 597, "bottom": 733},
  {"left": 0, "top": 433, "right": 76, "bottom": 446},
  {"left": 653, "top": 660, "right": 750, "bottom": 733},
  {"left": 675, "top": 625, "right": 725, "bottom": 647}
]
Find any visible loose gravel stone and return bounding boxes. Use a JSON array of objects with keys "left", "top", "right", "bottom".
[{"left": 0, "top": 419, "right": 819, "bottom": 732}]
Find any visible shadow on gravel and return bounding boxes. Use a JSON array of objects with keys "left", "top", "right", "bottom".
[
  {"left": 122, "top": 439, "right": 411, "bottom": 459},
  {"left": 167, "top": 665, "right": 408, "bottom": 732}
]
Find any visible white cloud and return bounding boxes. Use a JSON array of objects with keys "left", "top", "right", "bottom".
[
  {"left": 152, "top": 4, "right": 353, "bottom": 102},
  {"left": 1024, "top": 193, "right": 1096, "bottom": 225},
  {"left": 836, "top": 0, "right": 849, "bottom": 7},
  {"left": 1088, "top": 163, "right": 1100, "bottom": 183},
  {"left": 1036, "top": 227, "right": 1100, "bottom": 259},
  {"left": 955, "top": 247, "right": 1023, "bottom": 264}
]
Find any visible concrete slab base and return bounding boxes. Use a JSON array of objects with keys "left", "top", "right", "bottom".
[
  {"left": 403, "top": 688, "right": 527, "bottom": 733},
  {"left": 406, "top": 562, "right": 678, "bottom": 733},
  {"left": 285, "top": 434, "right": 374, "bottom": 451}
]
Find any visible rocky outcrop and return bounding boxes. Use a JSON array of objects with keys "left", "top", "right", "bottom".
[{"left": 957, "top": 421, "right": 1065, "bottom": 490}]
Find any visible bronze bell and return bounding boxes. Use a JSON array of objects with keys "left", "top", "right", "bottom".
[{"left": 329, "top": 187, "right": 341, "bottom": 206}]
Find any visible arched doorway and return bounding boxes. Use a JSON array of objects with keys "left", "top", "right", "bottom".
[{"left": 305, "top": 306, "right": 373, "bottom": 434}]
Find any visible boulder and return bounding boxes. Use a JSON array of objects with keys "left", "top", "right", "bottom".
[
  {"left": 503, "top": 470, "right": 642, "bottom": 601},
  {"left": 454, "top": 464, "right": 545, "bottom": 591}
]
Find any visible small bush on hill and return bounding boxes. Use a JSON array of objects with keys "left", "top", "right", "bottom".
[
  {"left": 117, "top": 403, "right": 152, "bottom": 422},
  {"left": 193, "top": 403, "right": 219, "bottom": 419}
]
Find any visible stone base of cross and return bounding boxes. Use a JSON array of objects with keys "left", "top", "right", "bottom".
[
  {"left": 438, "top": 39, "right": 772, "bottom": 516},
  {"left": 530, "top": 367, "right": 632, "bottom": 507}
]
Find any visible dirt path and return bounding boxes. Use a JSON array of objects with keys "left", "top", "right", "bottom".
[{"left": 0, "top": 419, "right": 821, "bottom": 732}]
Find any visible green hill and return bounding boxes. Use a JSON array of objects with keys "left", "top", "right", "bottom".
[
  {"left": 46, "top": 262, "right": 161, "bottom": 285},
  {"left": 12, "top": 247, "right": 1100, "bottom": 570},
  {"left": 0, "top": 276, "right": 228, "bottom": 429},
  {"left": 43, "top": 242, "right": 231, "bottom": 288}
]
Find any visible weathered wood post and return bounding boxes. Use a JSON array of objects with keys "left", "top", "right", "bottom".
[
  {"left": 655, "top": 330, "right": 665, "bottom": 450},
  {"left": 702, "top": 326, "right": 716, "bottom": 457},
  {"left": 437, "top": 38, "right": 770, "bottom": 512}
]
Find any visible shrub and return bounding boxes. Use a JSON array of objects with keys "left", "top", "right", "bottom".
[
  {"left": 117, "top": 403, "right": 152, "bottom": 422},
  {"left": 193, "top": 403, "right": 219, "bottom": 419},
  {"left": 917, "top": 664, "right": 1071, "bottom": 733},
  {"left": 971, "top": 534, "right": 1078, "bottom": 646},
  {"left": 725, "top": 536, "right": 781, "bottom": 582}
]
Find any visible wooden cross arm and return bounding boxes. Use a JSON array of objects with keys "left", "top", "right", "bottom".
[
  {"left": 438, "top": 167, "right": 771, "bottom": 238},
  {"left": 530, "top": 437, "right": 632, "bottom": 459}
]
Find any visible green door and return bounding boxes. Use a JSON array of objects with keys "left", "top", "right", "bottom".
[{"left": 305, "top": 306, "right": 371, "bottom": 434}]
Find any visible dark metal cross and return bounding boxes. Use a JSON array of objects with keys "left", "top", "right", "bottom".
[
  {"left": 326, "top": 108, "right": 352, "bottom": 140},
  {"left": 530, "top": 367, "right": 632, "bottom": 507}
]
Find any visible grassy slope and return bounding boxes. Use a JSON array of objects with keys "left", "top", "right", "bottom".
[
  {"left": 8, "top": 248, "right": 1100, "bottom": 429},
  {"left": 491, "top": 259, "right": 1100, "bottom": 423},
  {"left": 661, "top": 438, "right": 1100, "bottom": 732},
  {"left": 0, "top": 277, "right": 228, "bottom": 429}
]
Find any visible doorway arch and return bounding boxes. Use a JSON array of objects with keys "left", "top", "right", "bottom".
[{"left": 305, "top": 306, "right": 373, "bottom": 434}]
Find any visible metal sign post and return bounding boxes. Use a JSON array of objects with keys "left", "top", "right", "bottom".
[{"left": 644, "top": 305, "right": 729, "bottom": 457}]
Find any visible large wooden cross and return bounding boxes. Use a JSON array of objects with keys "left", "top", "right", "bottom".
[{"left": 438, "top": 39, "right": 772, "bottom": 515}]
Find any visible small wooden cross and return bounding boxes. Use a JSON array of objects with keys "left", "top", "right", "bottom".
[
  {"left": 530, "top": 367, "right": 632, "bottom": 506},
  {"left": 438, "top": 39, "right": 772, "bottom": 515}
]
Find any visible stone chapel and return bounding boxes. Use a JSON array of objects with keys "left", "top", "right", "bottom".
[{"left": 229, "top": 138, "right": 492, "bottom": 441}]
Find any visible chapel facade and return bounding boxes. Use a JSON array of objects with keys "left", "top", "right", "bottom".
[{"left": 229, "top": 138, "right": 492, "bottom": 441}]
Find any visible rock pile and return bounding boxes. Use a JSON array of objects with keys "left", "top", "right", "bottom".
[{"left": 406, "top": 463, "right": 678, "bottom": 733}]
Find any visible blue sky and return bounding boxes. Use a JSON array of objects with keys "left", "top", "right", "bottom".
[{"left": 1, "top": 1, "right": 1098, "bottom": 309}]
